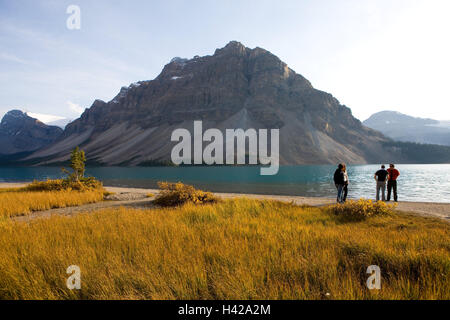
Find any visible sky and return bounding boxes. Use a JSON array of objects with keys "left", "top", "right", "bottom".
[{"left": 1, "top": 0, "right": 450, "bottom": 123}]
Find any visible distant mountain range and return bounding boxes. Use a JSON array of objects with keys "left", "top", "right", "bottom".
[
  {"left": 364, "top": 111, "right": 450, "bottom": 146},
  {"left": 2, "top": 42, "right": 450, "bottom": 165},
  {"left": 0, "top": 110, "right": 62, "bottom": 155},
  {"left": 46, "top": 118, "right": 73, "bottom": 129}
]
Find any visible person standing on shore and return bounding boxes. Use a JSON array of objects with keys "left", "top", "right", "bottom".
[
  {"left": 334, "top": 164, "right": 345, "bottom": 203},
  {"left": 342, "top": 164, "right": 349, "bottom": 202},
  {"left": 387, "top": 164, "right": 400, "bottom": 202},
  {"left": 374, "top": 165, "right": 389, "bottom": 201}
]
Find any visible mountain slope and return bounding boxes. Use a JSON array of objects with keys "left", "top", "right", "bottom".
[
  {"left": 23, "top": 42, "right": 449, "bottom": 165},
  {"left": 364, "top": 111, "right": 450, "bottom": 146},
  {"left": 0, "top": 110, "right": 63, "bottom": 155}
]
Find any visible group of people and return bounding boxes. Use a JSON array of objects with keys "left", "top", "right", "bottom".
[{"left": 333, "top": 163, "right": 400, "bottom": 203}]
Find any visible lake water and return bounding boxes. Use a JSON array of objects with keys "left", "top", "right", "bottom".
[{"left": 1, "top": 164, "right": 449, "bottom": 203}]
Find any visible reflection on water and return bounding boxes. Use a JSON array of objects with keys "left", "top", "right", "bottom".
[{"left": 1, "top": 164, "right": 449, "bottom": 203}]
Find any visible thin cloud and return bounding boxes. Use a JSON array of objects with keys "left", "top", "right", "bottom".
[
  {"left": 0, "top": 21, "right": 144, "bottom": 75},
  {"left": 27, "top": 112, "right": 66, "bottom": 123},
  {"left": 0, "top": 52, "right": 39, "bottom": 66},
  {"left": 67, "top": 101, "right": 85, "bottom": 115}
]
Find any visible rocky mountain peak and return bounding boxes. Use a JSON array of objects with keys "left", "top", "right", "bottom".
[
  {"left": 364, "top": 111, "right": 450, "bottom": 146},
  {"left": 25, "top": 41, "right": 397, "bottom": 165},
  {"left": 5, "top": 109, "right": 27, "bottom": 117},
  {"left": 214, "top": 41, "right": 248, "bottom": 56},
  {"left": 170, "top": 57, "right": 189, "bottom": 65},
  {"left": 0, "top": 109, "right": 63, "bottom": 155},
  {"left": 1, "top": 110, "right": 42, "bottom": 131},
  {"left": 2, "top": 109, "right": 28, "bottom": 124}
]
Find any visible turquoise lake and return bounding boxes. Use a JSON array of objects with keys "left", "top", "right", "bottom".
[{"left": 1, "top": 164, "right": 449, "bottom": 203}]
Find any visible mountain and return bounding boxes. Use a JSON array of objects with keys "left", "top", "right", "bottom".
[
  {"left": 23, "top": 41, "right": 450, "bottom": 165},
  {"left": 364, "top": 111, "right": 450, "bottom": 146},
  {"left": 0, "top": 110, "right": 63, "bottom": 155}
]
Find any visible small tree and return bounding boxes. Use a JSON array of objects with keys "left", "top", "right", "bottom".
[
  {"left": 71, "top": 147, "right": 86, "bottom": 181},
  {"left": 63, "top": 147, "right": 86, "bottom": 181}
]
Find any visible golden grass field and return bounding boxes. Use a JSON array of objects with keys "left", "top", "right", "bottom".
[
  {"left": 0, "top": 189, "right": 105, "bottom": 218},
  {"left": 0, "top": 197, "right": 448, "bottom": 300}
]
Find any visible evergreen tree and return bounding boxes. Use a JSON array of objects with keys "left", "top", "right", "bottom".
[
  {"left": 62, "top": 147, "right": 86, "bottom": 181},
  {"left": 71, "top": 147, "right": 86, "bottom": 181}
]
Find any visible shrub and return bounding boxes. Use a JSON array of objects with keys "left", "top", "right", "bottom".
[
  {"left": 23, "top": 177, "right": 103, "bottom": 192},
  {"left": 154, "top": 182, "right": 218, "bottom": 207},
  {"left": 329, "top": 199, "right": 396, "bottom": 221}
]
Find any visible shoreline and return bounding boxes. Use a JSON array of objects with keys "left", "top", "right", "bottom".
[
  {"left": 1, "top": 183, "right": 449, "bottom": 221},
  {"left": 104, "top": 186, "right": 450, "bottom": 221}
]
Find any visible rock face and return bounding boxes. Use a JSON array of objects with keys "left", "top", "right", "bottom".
[
  {"left": 0, "top": 110, "right": 63, "bottom": 155},
  {"left": 364, "top": 111, "right": 450, "bottom": 146},
  {"left": 24, "top": 41, "right": 427, "bottom": 165}
]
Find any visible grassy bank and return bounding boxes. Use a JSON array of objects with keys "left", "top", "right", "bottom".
[
  {"left": 0, "top": 198, "right": 448, "bottom": 299},
  {"left": 0, "top": 190, "right": 105, "bottom": 218},
  {"left": 0, "top": 179, "right": 105, "bottom": 218}
]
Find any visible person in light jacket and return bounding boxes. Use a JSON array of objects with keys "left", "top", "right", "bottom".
[{"left": 342, "top": 163, "right": 349, "bottom": 202}]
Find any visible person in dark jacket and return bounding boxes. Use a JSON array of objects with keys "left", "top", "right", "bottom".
[
  {"left": 333, "top": 163, "right": 345, "bottom": 203},
  {"left": 374, "top": 165, "right": 389, "bottom": 201}
]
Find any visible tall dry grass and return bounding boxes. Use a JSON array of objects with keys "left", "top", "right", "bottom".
[
  {"left": 0, "top": 179, "right": 105, "bottom": 218},
  {"left": 0, "top": 198, "right": 448, "bottom": 300},
  {"left": 0, "top": 189, "right": 105, "bottom": 218}
]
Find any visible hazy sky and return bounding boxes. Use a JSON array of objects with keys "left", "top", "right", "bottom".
[{"left": 1, "top": 0, "right": 449, "bottom": 123}]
